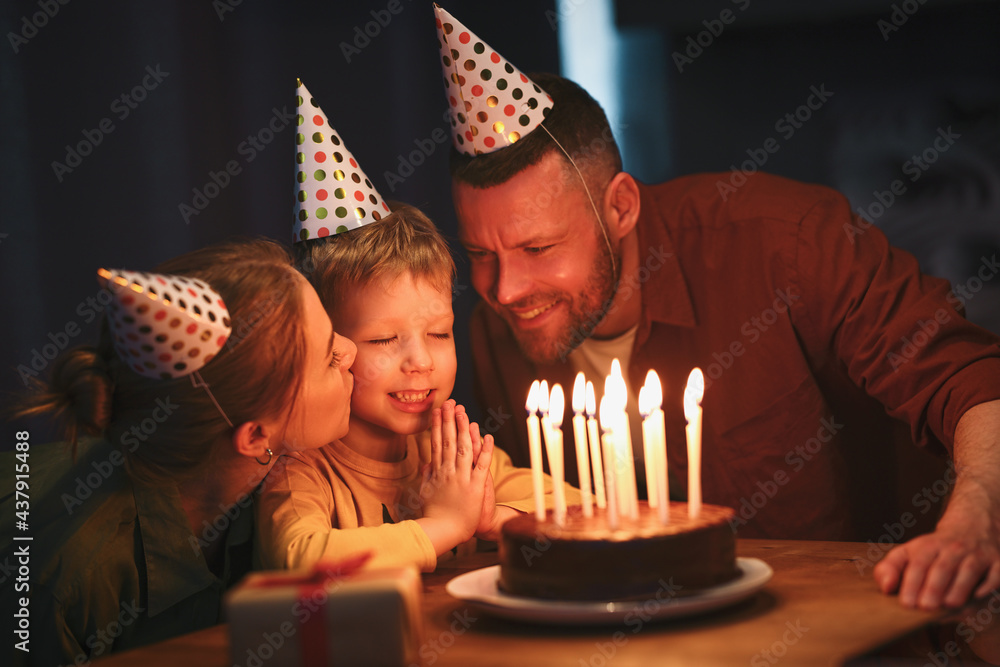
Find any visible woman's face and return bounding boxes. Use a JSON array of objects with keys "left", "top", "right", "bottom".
[{"left": 279, "top": 280, "right": 356, "bottom": 451}]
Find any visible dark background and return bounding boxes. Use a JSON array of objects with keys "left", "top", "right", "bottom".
[{"left": 2, "top": 0, "right": 998, "bottom": 443}]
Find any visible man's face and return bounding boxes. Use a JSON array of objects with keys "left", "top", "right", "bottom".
[{"left": 454, "top": 152, "right": 618, "bottom": 364}]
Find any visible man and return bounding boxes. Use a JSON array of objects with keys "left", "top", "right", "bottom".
[{"left": 434, "top": 9, "right": 1000, "bottom": 610}]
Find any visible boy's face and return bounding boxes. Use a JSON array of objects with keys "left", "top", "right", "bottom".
[{"left": 336, "top": 271, "right": 456, "bottom": 437}]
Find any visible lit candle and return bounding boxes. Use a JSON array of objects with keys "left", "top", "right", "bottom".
[
  {"left": 525, "top": 380, "right": 546, "bottom": 521},
  {"left": 598, "top": 394, "right": 620, "bottom": 530},
  {"left": 538, "top": 379, "right": 550, "bottom": 415},
  {"left": 640, "top": 370, "right": 669, "bottom": 524},
  {"left": 543, "top": 383, "right": 567, "bottom": 525},
  {"left": 571, "top": 373, "right": 594, "bottom": 517},
  {"left": 684, "top": 368, "right": 705, "bottom": 519},
  {"left": 585, "top": 381, "right": 606, "bottom": 508},
  {"left": 638, "top": 384, "right": 659, "bottom": 509},
  {"left": 609, "top": 360, "right": 638, "bottom": 519}
]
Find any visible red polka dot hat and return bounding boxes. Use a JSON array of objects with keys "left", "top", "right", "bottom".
[
  {"left": 293, "top": 78, "right": 390, "bottom": 243},
  {"left": 434, "top": 4, "right": 553, "bottom": 156},
  {"left": 97, "top": 268, "right": 232, "bottom": 380}
]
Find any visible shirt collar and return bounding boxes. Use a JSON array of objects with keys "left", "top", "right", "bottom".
[
  {"left": 131, "top": 472, "right": 253, "bottom": 617},
  {"left": 634, "top": 181, "right": 697, "bottom": 336}
]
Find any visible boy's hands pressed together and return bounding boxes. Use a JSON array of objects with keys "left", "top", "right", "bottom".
[
  {"left": 468, "top": 420, "right": 519, "bottom": 541},
  {"left": 417, "top": 400, "right": 495, "bottom": 556}
]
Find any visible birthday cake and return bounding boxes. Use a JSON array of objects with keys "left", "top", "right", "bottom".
[{"left": 498, "top": 501, "right": 739, "bottom": 601}]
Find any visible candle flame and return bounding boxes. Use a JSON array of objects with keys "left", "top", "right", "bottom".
[
  {"left": 572, "top": 372, "right": 586, "bottom": 414},
  {"left": 603, "top": 368, "right": 626, "bottom": 416},
  {"left": 637, "top": 385, "right": 649, "bottom": 418},
  {"left": 538, "top": 379, "right": 550, "bottom": 413},
  {"left": 526, "top": 380, "right": 539, "bottom": 413},
  {"left": 683, "top": 368, "right": 705, "bottom": 420},
  {"left": 585, "top": 381, "right": 597, "bottom": 417},
  {"left": 645, "top": 370, "right": 663, "bottom": 409},
  {"left": 609, "top": 360, "right": 628, "bottom": 411},
  {"left": 549, "top": 383, "right": 565, "bottom": 423},
  {"left": 599, "top": 394, "right": 614, "bottom": 430}
]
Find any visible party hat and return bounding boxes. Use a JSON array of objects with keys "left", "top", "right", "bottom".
[
  {"left": 98, "top": 269, "right": 232, "bottom": 379},
  {"left": 434, "top": 4, "right": 553, "bottom": 156},
  {"left": 294, "top": 78, "right": 390, "bottom": 243}
]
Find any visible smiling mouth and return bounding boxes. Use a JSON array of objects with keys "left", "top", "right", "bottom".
[
  {"left": 511, "top": 302, "right": 556, "bottom": 320},
  {"left": 390, "top": 390, "right": 432, "bottom": 403}
]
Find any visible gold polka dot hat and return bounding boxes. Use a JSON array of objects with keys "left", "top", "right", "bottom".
[
  {"left": 97, "top": 268, "right": 232, "bottom": 380},
  {"left": 294, "top": 78, "right": 390, "bottom": 243},
  {"left": 434, "top": 4, "right": 553, "bottom": 156}
]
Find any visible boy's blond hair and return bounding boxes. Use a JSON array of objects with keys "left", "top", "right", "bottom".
[{"left": 297, "top": 202, "right": 456, "bottom": 314}]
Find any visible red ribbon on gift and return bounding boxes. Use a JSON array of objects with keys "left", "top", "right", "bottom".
[{"left": 249, "top": 552, "right": 372, "bottom": 667}]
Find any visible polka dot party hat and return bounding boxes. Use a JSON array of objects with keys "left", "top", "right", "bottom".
[
  {"left": 97, "top": 268, "right": 232, "bottom": 379},
  {"left": 294, "top": 78, "right": 390, "bottom": 243},
  {"left": 434, "top": 4, "right": 553, "bottom": 156}
]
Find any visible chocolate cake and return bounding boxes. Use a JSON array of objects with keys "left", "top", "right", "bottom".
[{"left": 498, "top": 501, "right": 740, "bottom": 601}]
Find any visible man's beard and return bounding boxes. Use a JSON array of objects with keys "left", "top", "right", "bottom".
[{"left": 504, "top": 239, "right": 620, "bottom": 365}]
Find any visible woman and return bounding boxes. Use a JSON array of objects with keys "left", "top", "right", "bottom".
[{"left": 2, "top": 239, "right": 356, "bottom": 666}]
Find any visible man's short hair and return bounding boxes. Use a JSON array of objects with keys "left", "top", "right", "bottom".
[
  {"left": 296, "top": 203, "right": 456, "bottom": 315},
  {"left": 448, "top": 73, "right": 622, "bottom": 191}
]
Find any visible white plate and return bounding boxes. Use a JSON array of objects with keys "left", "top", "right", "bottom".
[{"left": 445, "top": 557, "right": 773, "bottom": 625}]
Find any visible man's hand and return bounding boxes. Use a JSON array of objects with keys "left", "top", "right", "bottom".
[
  {"left": 875, "top": 399, "right": 1000, "bottom": 609},
  {"left": 874, "top": 481, "right": 1000, "bottom": 608}
]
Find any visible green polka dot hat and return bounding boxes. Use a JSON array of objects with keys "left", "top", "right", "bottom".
[
  {"left": 293, "top": 79, "right": 390, "bottom": 243},
  {"left": 434, "top": 4, "right": 553, "bottom": 156}
]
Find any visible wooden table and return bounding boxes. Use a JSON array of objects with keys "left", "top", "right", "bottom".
[{"left": 96, "top": 540, "right": 946, "bottom": 666}]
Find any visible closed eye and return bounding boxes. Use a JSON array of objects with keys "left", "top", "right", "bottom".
[
  {"left": 328, "top": 349, "right": 342, "bottom": 368},
  {"left": 524, "top": 245, "right": 554, "bottom": 254},
  {"left": 430, "top": 333, "right": 451, "bottom": 340},
  {"left": 368, "top": 337, "right": 397, "bottom": 346}
]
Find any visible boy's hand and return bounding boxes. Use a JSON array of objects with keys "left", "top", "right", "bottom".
[{"left": 417, "top": 400, "right": 494, "bottom": 556}]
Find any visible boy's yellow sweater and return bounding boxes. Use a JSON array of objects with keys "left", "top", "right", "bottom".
[{"left": 257, "top": 431, "right": 578, "bottom": 571}]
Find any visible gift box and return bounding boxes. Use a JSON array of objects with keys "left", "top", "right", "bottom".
[{"left": 225, "top": 555, "right": 423, "bottom": 667}]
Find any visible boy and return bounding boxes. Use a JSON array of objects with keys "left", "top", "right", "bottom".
[{"left": 257, "top": 204, "right": 575, "bottom": 571}]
